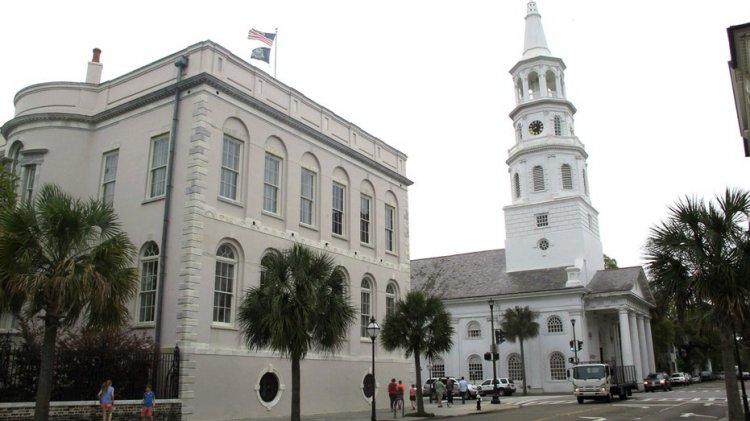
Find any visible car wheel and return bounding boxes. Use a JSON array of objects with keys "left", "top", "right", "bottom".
[{"left": 577, "top": 397, "right": 584, "bottom": 404}]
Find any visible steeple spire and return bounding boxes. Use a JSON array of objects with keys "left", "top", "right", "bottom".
[{"left": 522, "top": 1, "right": 551, "bottom": 59}]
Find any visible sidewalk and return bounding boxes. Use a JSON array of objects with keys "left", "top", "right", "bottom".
[{"left": 296, "top": 399, "right": 517, "bottom": 421}]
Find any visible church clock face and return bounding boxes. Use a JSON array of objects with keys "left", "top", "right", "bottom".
[{"left": 528, "top": 120, "right": 544, "bottom": 135}]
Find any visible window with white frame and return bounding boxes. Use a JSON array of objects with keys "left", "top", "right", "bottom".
[
  {"left": 468, "top": 355, "right": 483, "bottom": 381},
  {"left": 561, "top": 164, "right": 573, "bottom": 190},
  {"left": 467, "top": 321, "right": 481, "bottom": 338},
  {"left": 138, "top": 242, "right": 159, "bottom": 323},
  {"left": 431, "top": 359, "right": 445, "bottom": 378},
  {"left": 508, "top": 354, "right": 523, "bottom": 382},
  {"left": 148, "top": 135, "right": 169, "bottom": 198},
  {"left": 550, "top": 352, "right": 566, "bottom": 380},
  {"left": 547, "top": 315, "right": 563, "bottom": 333},
  {"left": 513, "top": 173, "right": 521, "bottom": 199},
  {"left": 386, "top": 282, "right": 397, "bottom": 316},
  {"left": 300, "top": 169, "right": 315, "bottom": 226},
  {"left": 102, "top": 151, "right": 118, "bottom": 206},
  {"left": 385, "top": 205, "right": 396, "bottom": 253},
  {"left": 532, "top": 165, "right": 545, "bottom": 191},
  {"left": 21, "top": 164, "right": 36, "bottom": 202},
  {"left": 332, "top": 183, "right": 345, "bottom": 236},
  {"left": 213, "top": 244, "right": 237, "bottom": 324},
  {"left": 263, "top": 154, "right": 282, "bottom": 214},
  {"left": 535, "top": 213, "right": 549, "bottom": 228},
  {"left": 360, "top": 195, "right": 371, "bottom": 244},
  {"left": 360, "top": 278, "right": 372, "bottom": 337},
  {"left": 220, "top": 135, "right": 242, "bottom": 200},
  {"left": 554, "top": 115, "right": 563, "bottom": 136}
]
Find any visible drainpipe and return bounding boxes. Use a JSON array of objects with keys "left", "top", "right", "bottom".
[{"left": 154, "top": 55, "right": 189, "bottom": 351}]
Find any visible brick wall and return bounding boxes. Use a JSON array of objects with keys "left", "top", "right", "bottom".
[{"left": 0, "top": 399, "right": 181, "bottom": 421}]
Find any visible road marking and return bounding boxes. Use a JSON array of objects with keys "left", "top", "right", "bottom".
[
  {"left": 580, "top": 417, "right": 606, "bottom": 421},
  {"left": 679, "top": 413, "right": 717, "bottom": 418}
]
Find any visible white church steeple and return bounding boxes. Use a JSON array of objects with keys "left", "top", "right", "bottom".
[{"left": 503, "top": 1, "right": 604, "bottom": 286}]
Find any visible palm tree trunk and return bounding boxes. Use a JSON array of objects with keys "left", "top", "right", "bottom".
[
  {"left": 34, "top": 315, "right": 60, "bottom": 421},
  {"left": 291, "top": 355, "right": 301, "bottom": 421},
  {"left": 520, "top": 338, "right": 527, "bottom": 396},
  {"left": 414, "top": 352, "right": 425, "bottom": 414},
  {"left": 720, "top": 325, "right": 744, "bottom": 420}
]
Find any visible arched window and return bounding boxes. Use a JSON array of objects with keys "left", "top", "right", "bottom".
[
  {"left": 532, "top": 166, "right": 545, "bottom": 192},
  {"left": 513, "top": 173, "right": 521, "bottom": 199},
  {"left": 561, "top": 164, "right": 573, "bottom": 190},
  {"left": 137, "top": 242, "right": 159, "bottom": 323},
  {"left": 553, "top": 115, "right": 562, "bottom": 136},
  {"left": 550, "top": 352, "right": 566, "bottom": 380},
  {"left": 360, "top": 278, "right": 372, "bottom": 337},
  {"left": 547, "top": 315, "right": 563, "bottom": 333},
  {"left": 468, "top": 355, "right": 483, "bottom": 381},
  {"left": 546, "top": 70, "right": 557, "bottom": 97},
  {"left": 467, "top": 321, "right": 481, "bottom": 338},
  {"left": 213, "top": 244, "right": 237, "bottom": 324},
  {"left": 386, "top": 282, "right": 397, "bottom": 316},
  {"left": 508, "top": 354, "right": 523, "bottom": 382},
  {"left": 431, "top": 358, "right": 445, "bottom": 378},
  {"left": 528, "top": 72, "right": 540, "bottom": 99}
]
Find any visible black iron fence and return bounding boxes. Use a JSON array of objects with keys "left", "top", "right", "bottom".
[{"left": 0, "top": 340, "right": 179, "bottom": 402}]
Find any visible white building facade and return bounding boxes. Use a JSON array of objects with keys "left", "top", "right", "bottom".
[
  {"left": 1, "top": 41, "right": 412, "bottom": 420},
  {"left": 412, "top": 1, "right": 656, "bottom": 394}
]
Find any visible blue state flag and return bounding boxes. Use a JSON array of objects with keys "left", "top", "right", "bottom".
[{"left": 251, "top": 47, "right": 271, "bottom": 63}]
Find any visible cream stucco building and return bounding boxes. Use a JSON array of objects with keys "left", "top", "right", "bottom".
[
  {"left": 411, "top": 1, "right": 656, "bottom": 394},
  {"left": 1, "top": 41, "right": 412, "bottom": 420}
]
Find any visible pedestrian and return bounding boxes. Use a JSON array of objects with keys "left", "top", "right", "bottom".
[
  {"left": 409, "top": 383, "right": 417, "bottom": 410},
  {"left": 388, "top": 378, "right": 398, "bottom": 410},
  {"left": 97, "top": 379, "right": 114, "bottom": 421},
  {"left": 141, "top": 383, "right": 156, "bottom": 421},
  {"left": 397, "top": 380, "right": 405, "bottom": 412},
  {"left": 446, "top": 378, "right": 454, "bottom": 407},
  {"left": 458, "top": 376, "right": 468, "bottom": 404},
  {"left": 434, "top": 378, "right": 446, "bottom": 407}
]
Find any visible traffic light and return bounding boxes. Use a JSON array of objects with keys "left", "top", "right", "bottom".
[
  {"left": 484, "top": 352, "right": 492, "bottom": 361},
  {"left": 495, "top": 329, "right": 506, "bottom": 344},
  {"left": 569, "top": 340, "right": 575, "bottom": 352},
  {"left": 577, "top": 340, "right": 583, "bottom": 351}
]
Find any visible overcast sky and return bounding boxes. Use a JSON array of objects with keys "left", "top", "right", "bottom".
[{"left": 2, "top": 1, "right": 749, "bottom": 268}]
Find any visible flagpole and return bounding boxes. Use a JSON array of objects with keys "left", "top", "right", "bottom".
[{"left": 273, "top": 27, "right": 278, "bottom": 79}]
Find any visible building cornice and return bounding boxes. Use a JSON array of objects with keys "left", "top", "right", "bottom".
[
  {"left": 2, "top": 73, "right": 413, "bottom": 187},
  {"left": 505, "top": 138, "right": 588, "bottom": 164},
  {"left": 509, "top": 97, "right": 577, "bottom": 120}
]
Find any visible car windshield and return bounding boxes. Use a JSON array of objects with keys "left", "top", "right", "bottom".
[
  {"left": 646, "top": 374, "right": 660, "bottom": 380},
  {"left": 572, "top": 366, "right": 606, "bottom": 380}
]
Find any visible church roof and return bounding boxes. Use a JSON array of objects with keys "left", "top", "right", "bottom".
[
  {"left": 410, "top": 249, "right": 572, "bottom": 300},
  {"left": 588, "top": 266, "right": 655, "bottom": 305}
]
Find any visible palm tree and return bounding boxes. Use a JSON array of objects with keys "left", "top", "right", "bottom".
[
  {"left": 380, "top": 289, "right": 454, "bottom": 415},
  {"left": 0, "top": 184, "right": 139, "bottom": 421},
  {"left": 237, "top": 244, "right": 356, "bottom": 421},
  {"left": 500, "top": 306, "right": 539, "bottom": 396},
  {"left": 645, "top": 188, "right": 750, "bottom": 421}
]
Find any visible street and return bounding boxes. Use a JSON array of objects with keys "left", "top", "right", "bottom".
[{"left": 446, "top": 381, "right": 731, "bottom": 421}]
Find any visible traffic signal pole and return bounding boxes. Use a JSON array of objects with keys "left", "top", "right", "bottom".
[{"left": 572, "top": 319, "right": 578, "bottom": 364}]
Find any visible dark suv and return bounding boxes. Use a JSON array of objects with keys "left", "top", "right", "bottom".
[{"left": 643, "top": 372, "right": 672, "bottom": 392}]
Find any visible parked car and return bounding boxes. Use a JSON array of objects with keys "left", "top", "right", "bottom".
[
  {"left": 478, "top": 378, "right": 517, "bottom": 396},
  {"left": 644, "top": 372, "right": 672, "bottom": 392},
  {"left": 700, "top": 371, "right": 715, "bottom": 382},
  {"left": 670, "top": 372, "right": 686, "bottom": 386},
  {"left": 689, "top": 373, "right": 701, "bottom": 383},
  {"left": 422, "top": 377, "right": 477, "bottom": 398}
]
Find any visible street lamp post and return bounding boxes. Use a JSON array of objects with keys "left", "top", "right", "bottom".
[
  {"left": 733, "top": 325, "right": 750, "bottom": 421},
  {"left": 367, "top": 317, "right": 380, "bottom": 421},
  {"left": 488, "top": 299, "right": 500, "bottom": 404},
  {"left": 571, "top": 319, "right": 578, "bottom": 364}
]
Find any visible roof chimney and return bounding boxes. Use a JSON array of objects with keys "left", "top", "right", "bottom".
[{"left": 86, "top": 48, "right": 103, "bottom": 84}]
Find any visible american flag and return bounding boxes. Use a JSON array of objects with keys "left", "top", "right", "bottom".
[{"left": 248, "top": 29, "right": 276, "bottom": 46}]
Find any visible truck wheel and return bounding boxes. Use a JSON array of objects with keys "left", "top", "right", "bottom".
[
  {"left": 605, "top": 393, "right": 611, "bottom": 403},
  {"left": 619, "top": 391, "right": 627, "bottom": 400},
  {"left": 577, "top": 397, "right": 584, "bottom": 404}
]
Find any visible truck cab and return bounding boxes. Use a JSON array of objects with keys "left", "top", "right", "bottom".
[{"left": 569, "top": 362, "right": 636, "bottom": 404}]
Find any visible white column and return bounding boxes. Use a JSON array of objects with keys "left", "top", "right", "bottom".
[
  {"left": 628, "top": 312, "right": 644, "bottom": 388},
  {"left": 644, "top": 317, "right": 656, "bottom": 373},
  {"left": 618, "top": 309, "right": 634, "bottom": 366},
  {"left": 521, "top": 76, "right": 530, "bottom": 101},
  {"left": 637, "top": 315, "right": 650, "bottom": 376},
  {"left": 539, "top": 67, "right": 549, "bottom": 97},
  {"left": 554, "top": 73, "right": 563, "bottom": 98}
]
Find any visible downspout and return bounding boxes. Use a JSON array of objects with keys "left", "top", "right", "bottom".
[{"left": 154, "top": 55, "right": 189, "bottom": 351}]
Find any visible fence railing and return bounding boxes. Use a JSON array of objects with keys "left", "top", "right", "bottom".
[{"left": 0, "top": 340, "right": 180, "bottom": 402}]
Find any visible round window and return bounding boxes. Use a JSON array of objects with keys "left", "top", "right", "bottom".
[
  {"left": 538, "top": 238, "right": 550, "bottom": 250},
  {"left": 363, "top": 373, "right": 375, "bottom": 398},
  {"left": 259, "top": 372, "right": 280, "bottom": 403}
]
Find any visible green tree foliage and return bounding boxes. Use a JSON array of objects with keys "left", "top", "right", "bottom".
[
  {"left": 380, "top": 289, "right": 454, "bottom": 415},
  {"left": 603, "top": 254, "right": 618, "bottom": 270},
  {"left": 645, "top": 188, "right": 750, "bottom": 421},
  {"left": 238, "top": 244, "right": 356, "bottom": 421},
  {"left": 500, "top": 306, "right": 539, "bottom": 396},
  {"left": 0, "top": 184, "right": 139, "bottom": 421}
]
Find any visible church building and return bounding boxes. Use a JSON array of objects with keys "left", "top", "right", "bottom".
[{"left": 411, "top": 1, "right": 656, "bottom": 393}]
